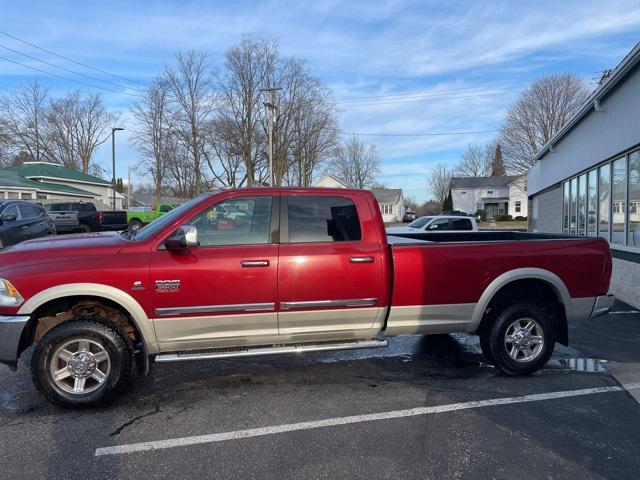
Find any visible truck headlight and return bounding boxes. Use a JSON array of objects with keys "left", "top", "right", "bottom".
[{"left": 0, "top": 279, "right": 24, "bottom": 307}]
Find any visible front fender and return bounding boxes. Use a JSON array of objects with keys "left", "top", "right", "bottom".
[{"left": 18, "top": 283, "right": 159, "bottom": 354}]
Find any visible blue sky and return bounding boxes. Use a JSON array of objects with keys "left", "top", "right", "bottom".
[{"left": 2, "top": 0, "right": 640, "bottom": 200}]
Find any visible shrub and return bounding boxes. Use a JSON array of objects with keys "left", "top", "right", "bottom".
[
  {"left": 475, "top": 209, "right": 487, "bottom": 221},
  {"left": 496, "top": 214, "right": 513, "bottom": 221},
  {"left": 514, "top": 216, "right": 528, "bottom": 221}
]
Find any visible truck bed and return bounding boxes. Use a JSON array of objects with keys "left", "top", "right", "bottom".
[{"left": 385, "top": 233, "right": 611, "bottom": 335}]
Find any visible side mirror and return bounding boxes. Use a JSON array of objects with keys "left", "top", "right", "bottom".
[
  {"left": 1, "top": 214, "right": 17, "bottom": 224},
  {"left": 165, "top": 225, "right": 198, "bottom": 250}
]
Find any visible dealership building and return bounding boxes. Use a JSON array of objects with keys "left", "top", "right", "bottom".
[{"left": 528, "top": 42, "right": 640, "bottom": 308}]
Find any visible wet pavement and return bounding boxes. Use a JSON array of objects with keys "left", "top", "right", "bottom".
[{"left": 0, "top": 301, "right": 639, "bottom": 479}]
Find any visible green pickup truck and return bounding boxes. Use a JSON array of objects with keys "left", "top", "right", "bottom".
[{"left": 126, "top": 203, "right": 176, "bottom": 230}]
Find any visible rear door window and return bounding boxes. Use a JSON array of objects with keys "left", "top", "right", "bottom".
[
  {"left": 19, "top": 203, "right": 43, "bottom": 219},
  {"left": 287, "top": 196, "right": 361, "bottom": 243},
  {"left": 451, "top": 218, "right": 473, "bottom": 231},
  {"left": 426, "top": 218, "right": 450, "bottom": 231}
]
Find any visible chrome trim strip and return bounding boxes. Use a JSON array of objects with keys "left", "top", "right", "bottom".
[
  {"left": 155, "top": 339, "right": 388, "bottom": 363},
  {"left": 280, "top": 298, "right": 378, "bottom": 310},
  {"left": 155, "top": 302, "right": 275, "bottom": 317}
]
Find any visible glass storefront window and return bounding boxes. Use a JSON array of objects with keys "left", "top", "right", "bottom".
[
  {"left": 587, "top": 170, "right": 597, "bottom": 237},
  {"left": 563, "top": 182, "right": 569, "bottom": 234},
  {"left": 629, "top": 151, "right": 640, "bottom": 247},
  {"left": 599, "top": 164, "right": 610, "bottom": 240},
  {"left": 578, "top": 174, "right": 586, "bottom": 235},
  {"left": 570, "top": 177, "right": 577, "bottom": 234},
  {"left": 612, "top": 157, "right": 626, "bottom": 244}
]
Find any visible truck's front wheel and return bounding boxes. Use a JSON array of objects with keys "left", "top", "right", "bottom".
[
  {"left": 31, "top": 319, "right": 133, "bottom": 407},
  {"left": 481, "top": 302, "right": 555, "bottom": 375}
]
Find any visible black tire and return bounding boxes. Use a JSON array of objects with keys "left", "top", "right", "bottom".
[
  {"left": 31, "top": 319, "right": 133, "bottom": 408},
  {"left": 128, "top": 219, "right": 143, "bottom": 231},
  {"left": 479, "top": 330, "right": 494, "bottom": 365},
  {"left": 79, "top": 223, "right": 91, "bottom": 233},
  {"left": 481, "top": 302, "right": 555, "bottom": 376}
]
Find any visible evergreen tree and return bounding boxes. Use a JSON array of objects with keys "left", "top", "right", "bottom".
[
  {"left": 491, "top": 144, "right": 505, "bottom": 176},
  {"left": 442, "top": 190, "right": 453, "bottom": 211},
  {"left": 116, "top": 178, "right": 125, "bottom": 193}
]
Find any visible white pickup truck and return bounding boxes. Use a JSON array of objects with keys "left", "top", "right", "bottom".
[{"left": 387, "top": 215, "right": 478, "bottom": 234}]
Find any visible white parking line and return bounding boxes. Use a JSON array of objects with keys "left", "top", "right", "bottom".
[{"left": 95, "top": 382, "right": 640, "bottom": 457}]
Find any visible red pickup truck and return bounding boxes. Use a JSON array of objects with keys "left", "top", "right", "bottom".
[{"left": 0, "top": 188, "right": 613, "bottom": 407}]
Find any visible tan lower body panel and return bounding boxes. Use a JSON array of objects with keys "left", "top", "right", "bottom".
[
  {"left": 385, "top": 303, "right": 476, "bottom": 335},
  {"left": 153, "top": 307, "right": 386, "bottom": 352}
]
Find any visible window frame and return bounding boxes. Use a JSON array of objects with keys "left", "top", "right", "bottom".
[{"left": 280, "top": 194, "right": 363, "bottom": 244}]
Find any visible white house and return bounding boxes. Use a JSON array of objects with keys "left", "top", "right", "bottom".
[
  {"left": 450, "top": 175, "right": 528, "bottom": 218},
  {"left": 0, "top": 162, "right": 124, "bottom": 209},
  {"left": 313, "top": 174, "right": 406, "bottom": 223}
]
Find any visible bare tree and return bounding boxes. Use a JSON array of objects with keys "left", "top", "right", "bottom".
[
  {"left": 500, "top": 73, "right": 589, "bottom": 174},
  {"left": 130, "top": 78, "right": 174, "bottom": 202},
  {"left": 328, "top": 135, "right": 380, "bottom": 189},
  {"left": 456, "top": 143, "right": 492, "bottom": 177},
  {"left": 288, "top": 74, "right": 338, "bottom": 186},
  {"left": 204, "top": 116, "right": 248, "bottom": 187},
  {"left": 44, "top": 94, "right": 80, "bottom": 170},
  {"left": 72, "top": 92, "right": 119, "bottom": 174},
  {"left": 165, "top": 51, "right": 216, "bottom": 195},
  {"left": 0, "top": 81, "right": 50, "bottom": 163},
  {"left": 215, "top": 38, "right": 276, "bottom": 186},
  {"left": 428, "top": 162, "right": 453, "bottom": 204}
]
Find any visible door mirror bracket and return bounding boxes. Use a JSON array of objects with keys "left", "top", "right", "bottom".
[{"left": 165, "top": 225, "right": 198, "bottom": 250}]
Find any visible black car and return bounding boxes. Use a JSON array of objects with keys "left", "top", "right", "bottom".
[
  {"left": 45, "top": 202, "right": 128, "bottom": 232},
  {"left": 0, "top": 200, "right": 56, "bottom": 249}
]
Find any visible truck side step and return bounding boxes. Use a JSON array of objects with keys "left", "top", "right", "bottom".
[{"left": 155, "top": 338, "right": 388, "bottom": 363}]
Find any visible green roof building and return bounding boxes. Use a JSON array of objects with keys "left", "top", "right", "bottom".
[{"left": 0, "top": 162, "right": 124, "bottom": 209}]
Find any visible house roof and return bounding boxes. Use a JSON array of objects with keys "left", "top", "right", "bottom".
[
  {"left": 4, "top": 162, "right": 111, "bottom": 185},
  {"left": 534, "top": 41, "right": 640, "bottom": 162},
  {"left": 371, "top": 188, "right": 403, "bottom": 204},
  {"left": 315, "top": 174, "right": 352, "bottom": 188},
  {"left": 0, "top": 169, "right": 97, "bottom": 197},
  {"left": 450, "top": 175, "right": 520, "bottom": 189}
]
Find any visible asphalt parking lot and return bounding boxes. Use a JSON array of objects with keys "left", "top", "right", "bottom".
[{"left": 0, "top": 301, "right": 639, "bottom": 480}]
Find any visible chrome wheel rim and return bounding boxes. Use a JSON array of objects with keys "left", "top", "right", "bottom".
[
  {"left": 49, "top": 339, "right": 111, "bottom": 394},
  {"left": 504, "top": 318, "right": 544, "bottom": 363}
]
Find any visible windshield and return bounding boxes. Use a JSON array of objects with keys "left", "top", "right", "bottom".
[
  {"left": 408, "top": 216, "right": 433, "bottom": 228},
  {"left": 126, "top": 194, "right": 213, "bottom": 241}
]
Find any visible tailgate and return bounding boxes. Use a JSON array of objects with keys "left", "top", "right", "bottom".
[
  {"left": 48, "top": 211, "right": 79, "bottom": 226},
  {"left": 100, "top": 211, "right": 129, "bottom": 228}
]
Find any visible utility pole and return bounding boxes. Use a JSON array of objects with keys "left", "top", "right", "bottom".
[
  {"left": 127, "top": 163, "right": 131, "bottom": 210},
  {"left": 261, "top": 87, "right": 281, "bottom": 186},
  {"left": 111, "top": 127, "right": 124, "bottom": 210}
]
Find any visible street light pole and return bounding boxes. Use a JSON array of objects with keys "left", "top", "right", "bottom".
[{"left": 111, "top": 127, "right": 124, "bottom": 210}]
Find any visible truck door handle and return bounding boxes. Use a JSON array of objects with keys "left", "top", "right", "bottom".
[
  {"left": 241, "top": 260, "right": 270, "bottom": 267},
  {"left": 349, "top": 256, "right": 374, "bottom": 263}
]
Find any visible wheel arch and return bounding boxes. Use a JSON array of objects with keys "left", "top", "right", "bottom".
[
  {"left": 18, "top": 283, "right": 158, "bottom": 356},
  {"left": 470, "top": 268, "right": 571, "bottom": 343}
]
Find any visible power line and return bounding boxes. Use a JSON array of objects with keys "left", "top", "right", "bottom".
[
  {"left": 0, "top": 55, "right": 142, "bottom": 97},
  {"left": 0, "top": 29, "right": 148, "bottom": 87},
  {"left": 0, "top": 44, "right": 146, "bottom": 94},
  {"left": 339, "top": 129, "right": 499, "bottom": 137}
]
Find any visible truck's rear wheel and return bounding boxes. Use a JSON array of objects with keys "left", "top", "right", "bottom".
[
  {"left": 481, "top": 302, "right": 555, "bottom": 375},
  {"left": 31, "top": 319, "right": 133, "bottom": 407},
  {"left": 128, "top": 219, "right": 143, "bottom": 231}
]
